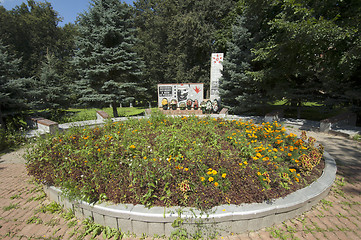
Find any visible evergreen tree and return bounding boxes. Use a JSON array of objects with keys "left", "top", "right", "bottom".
[
  {"left": 28, "top": 52, "right": 69, "bottom": 111},
  {"left": 219, "top": 16, "right": 264, "bottom": 114},
  {"left": 73, "top": 0, "right": 145, "bottom": 117},
  {"left": 0, "top": 41, "right": 29, "bottom": 128}
]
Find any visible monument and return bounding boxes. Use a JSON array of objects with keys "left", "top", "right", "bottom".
[
  {"left": 210, "top": 53, "right": 223, "bottom": 102},
  {"left": 157, "top": 83, "right": 204, "bottom": 108}
]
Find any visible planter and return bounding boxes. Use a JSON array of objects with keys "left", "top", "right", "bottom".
[
  {"left": 40, "top": 115, "right": 336, "bottom": 238},
  {"left": 171, "top": 105, "right": 177, "bottom": 110},
  {"left": 162, "top": 105, "right": 168, "bottom": 110},
  {"left": 43, "top": 150, "right": 336, "bottom": 237}
]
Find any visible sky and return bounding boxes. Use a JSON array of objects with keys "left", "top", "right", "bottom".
[{"left": 0, "top": 0, "right": 135, "bottom": 26}]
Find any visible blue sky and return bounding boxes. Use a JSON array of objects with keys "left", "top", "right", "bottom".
[{"left": 0, "top": 0, "right": 135, "bottom": 26}]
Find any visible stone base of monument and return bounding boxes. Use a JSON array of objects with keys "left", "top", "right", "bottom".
[{"left": 159, "top": 108, "right": 203, "bottom": 115}]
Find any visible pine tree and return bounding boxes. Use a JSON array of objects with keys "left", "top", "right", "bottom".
[
  {"left": 28, "top": 52, "right": 70, "bottom": 112},
  {"left": 73, "top": 0, "right": 145, "bottom": 117},
  {"left": 0, "top": 41, "right": 29, "bottom": 128},
  {"left": 219, "top": 16, "right": 263, "bottom": 114}
]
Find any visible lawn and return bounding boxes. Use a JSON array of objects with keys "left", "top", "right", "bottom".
[
  {"left": 57, "top": 107, "right": 147, "bottom": 123},
  {"left": 26, "top": 111, "right": 324, "bottom": 210}
]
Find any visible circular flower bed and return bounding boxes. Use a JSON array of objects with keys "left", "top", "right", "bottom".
[{"left": 26, "top": 113, "right": 324, "bottom": 210}]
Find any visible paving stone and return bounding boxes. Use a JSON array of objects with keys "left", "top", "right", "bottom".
[
  {"left": 322, "top": 231, "right": 339, "bottom": 240},
  {"left": 333, "top": 230, "right": 349, "bottom": 239}
]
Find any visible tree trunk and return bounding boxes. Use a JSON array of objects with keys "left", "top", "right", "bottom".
[
  {"left": 0, "top": 106, "right": 5, "bottom": 129},
  {"left": 112, "top": 102, "right": 119, "bottom": 118},
  {"left": 297, "top": 101, "right": 302, "bottom": 119}
]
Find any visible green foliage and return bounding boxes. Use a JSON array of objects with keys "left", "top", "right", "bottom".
[
  {"left": 73, "top": 0, "right": 145, "bottom": 117},
  {"left": 134, "top": 0, "right": 238, "bottom": 100},
  {"left": 29, "top": 53, "right": 71, "bottom": 111},
  {"left": 3, "top": 203, "right": 19, "bottom": 211},
  {"left": 27, "top": 115, "right": 323, "bottom": 209},
  {"left": 219, "top": 0, "right": 361, "bottom": 116},
  {"left": 0, "top": 0, "right": 64, "bottom": 78},
  {"left": 219, "top": 16, "right": 265, "bottom": 114}
]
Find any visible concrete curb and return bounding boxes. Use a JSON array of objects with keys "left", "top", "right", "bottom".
[{"left": 43, "top": 151, "right": 336, "bottom": 237}]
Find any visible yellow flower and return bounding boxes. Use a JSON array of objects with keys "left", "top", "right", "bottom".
[
  {"left": 201, "top": 177, "right": 205, "bottom": 182},
  {"left": 129, "top": 145, "right": 136, "bottom": 149},
  {"left": 257, "top": 172, "right": 261, "bottom": 176},
  {"left": 184, "top": 168, "right": 189, "bottom": 171},
  {"left": 222, "top": 173, "right": 227, "bottom": 178},
  {"left": 289, "top": 169, "right": 296, "bottom": 172},
  {"left": 209, "top": 177, "right": 214, "bottom": 182},
  {"left": 244, "top": 161, "right": 248, "bottom": 165},
  {"left": 214, "top": 182, "right": 219, "bottom": 187},
  {"left": 143, "top": 156, "right": 147, "bottom": 160},
  {"left": 212, "top": 170, "right": 217, "bottom": 175}
]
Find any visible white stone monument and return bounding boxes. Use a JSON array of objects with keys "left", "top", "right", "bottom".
[{"left": 210, "top": 53, "right": 223, "bottom": 102}]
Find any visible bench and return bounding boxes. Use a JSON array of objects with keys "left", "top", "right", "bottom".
[
  {"left": 219, "top": 108, "right": 229, "bottom": 117},
  {"left": 96, "top": 110, "right": 110, "bottom": 120},
  {"left": 264, "top": 109, "right": 284, "bottom": 123},
  {"left": 37, "top": 119, "right": 59, "bottom": 134},
  {"left": 320, "top": 111, "right": 357, "bottom": 132}
]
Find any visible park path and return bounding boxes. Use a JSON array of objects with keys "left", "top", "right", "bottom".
[{"left": 0, "top": 126, "right": 360, "bottom": 239}]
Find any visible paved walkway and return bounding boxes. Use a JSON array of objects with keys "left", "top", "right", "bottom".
[{"left": 1, "top": 126, "right": 361, "bottom": 239}]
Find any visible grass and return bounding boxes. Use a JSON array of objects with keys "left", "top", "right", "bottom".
[
  {"left": 56, "top": 107, "right": 147, "bottom": 124},
  {"left": 26, "top": 111, "right": 324, "bottom": 210},
  {"left": 251, "top": 100, "right": 349, "bottom": 122},
  {"left": 3, "top": 203, "right": 19, "bottom": 211}
]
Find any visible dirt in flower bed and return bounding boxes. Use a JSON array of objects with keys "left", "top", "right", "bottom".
[{"left": 26, "top": 112, "right": 325, "bottom": 210}]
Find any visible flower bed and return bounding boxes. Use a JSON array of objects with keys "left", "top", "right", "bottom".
[{"left": 26, "top": 113, "right": 324, "bottom": 210}]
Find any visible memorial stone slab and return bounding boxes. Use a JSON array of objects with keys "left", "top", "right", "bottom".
[{"left": 210, "top": 53, "right": 223, "bottom": 102}]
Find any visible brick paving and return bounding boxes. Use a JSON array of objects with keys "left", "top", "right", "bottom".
[{"left": 1, "top": 128, "right": 361, "bottom": 239}]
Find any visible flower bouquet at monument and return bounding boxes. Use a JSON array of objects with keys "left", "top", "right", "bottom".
[
  {"left": 179, "top": 102, "right": 186, "bottom": 110},
  {"left": 212, "top": 100, "right": 219, "bottom": 113},
  {"left": 170, "top": 99, "right": 177, "bottom": 110},
  {"left": 161, "top": 98, "right": 168, "bottom": 110},
  {"left": 206, "top": 100, "right": 212, "bottom": 114},
  {"left": 186, "top": 99, "right": 193, "bottom": 110},
  {"left": 194, "top": 100, "right": 199, "bottom": 110},
  {"left": 200, "top": 101, "right": 207, "bottom": 114}
]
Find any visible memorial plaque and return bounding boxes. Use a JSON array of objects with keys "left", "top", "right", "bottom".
[{"left": 158, "top": 83, "right": 204, "bottom": 108}]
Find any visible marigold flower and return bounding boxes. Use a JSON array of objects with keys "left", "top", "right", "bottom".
[
  {"left": 212, "top": 170, "right": 217, "bottom": 175},
  {"left": 209, "top": 177, "right": 214, "bottom": 182},
  {"left": 214, "top": 182, "right": 219, "bottom": 187},
  {"left": 201, "top": 177, "right": 205, "bottom": 182},
  {"left": 129, "top": 145, "right": 136, "bottom": 149},
  {"left": 222, "top": 173, "right": 226, "bottom": 178}
]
